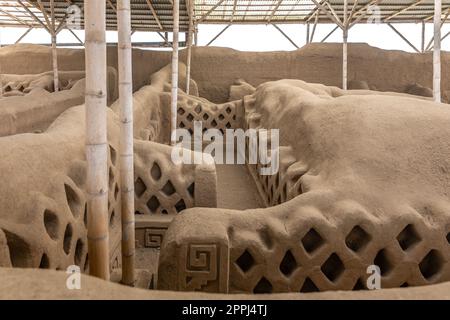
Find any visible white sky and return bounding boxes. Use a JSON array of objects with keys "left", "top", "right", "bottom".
[{"left": 1, "top": 22, "right": 450, "bottom": 52}]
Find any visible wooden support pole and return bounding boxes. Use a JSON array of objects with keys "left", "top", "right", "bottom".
[
  {"left": 321, "top": 25, "right": 339, "bottom": 43},
  {"left": 434, "top": 0, "right": 442, "bottom": 102},
  {"left": 421, "top": 21, "right": 426, "bottom": 53},
  {"left": 343, "top": 0, "right": 348, "bottom": 90},
  {"left": 117, "top": 0, "right": 135, "bottom": 286},
  {"left": 84, "top": 0, "right": 110, "bottom": 280},
  {"left": 186, "top": 0, "right": 194, "bottom": 95},
  {"left": 171, "top": 0, "right": 180, "bottom": 145},
  {"left": 306, "top": 23, "right": 310, "bottom": 44},
  {"left": 206, "top": 24, "right": 231, "bottom": 46},
  {"left": 50, "top": 0, "right": 59, "bottom": 92},
  {"left": 273, "top": 24, "right": 298, "bottom": 49},
  {"left": 0, "top": 28, "right": 3, "bottom": 98}
]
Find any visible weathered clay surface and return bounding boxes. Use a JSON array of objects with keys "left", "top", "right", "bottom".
[
  {"left": 0, "top": 69, "right": 118, "bottom": 137},
  {"left": 0, "top": 268, "right": 449, "bottom": 300},
  {"left": 2, "top": 43, "right": 450, "bottom": 103},
  {"left": 0, "top": 63, "right": 217, "bottom": 275},
  {"left": 158, "top": 80, "right": 450, "bottom": 293}
]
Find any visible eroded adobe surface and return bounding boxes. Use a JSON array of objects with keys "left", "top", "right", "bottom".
[{"left": 159, "top": 80, "right": 450, "bottom": 293}]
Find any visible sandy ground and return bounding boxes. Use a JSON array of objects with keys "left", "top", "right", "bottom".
[
  {"left": 0, "top": 268, "right": 449, "bottom": 300},
  {"left": 216, "top": 165, "right": 263, "bottom": 210}
]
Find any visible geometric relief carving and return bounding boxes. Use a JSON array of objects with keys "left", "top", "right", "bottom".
[
  {"left": 144, "top": 228, "right": 166, "bottom": 249},
  {"left": 179, "top": 243, "right": 229, "bottom": 293}
]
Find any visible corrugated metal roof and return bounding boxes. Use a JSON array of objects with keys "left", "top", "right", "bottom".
[{"left": 0, "top": 0, "right": 449, "bottom": 32}]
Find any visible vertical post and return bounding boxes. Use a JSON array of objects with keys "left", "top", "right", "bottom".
[
  {"left": 0, "top": 28, "right": 3, "bottom": 98},
  {"left": 434, "top": 0, "right": 442, "bottom": 102},
  {"left": 50, "top": 0, "right": 59, "bottom": 92},
  {"left": 117, "top": 0, "right": 135, "bottom": 286},
  {"left": 421, "top": 21, "right": 426, "bottom": 53},
  {"left": 186, "top": 0, "right": 194, "bottom": 95},
  {"left": 84, "top": 0, "right": 110, "bottom": 280},
  {"left": 171, "top": 0, "right": 180, "bottom": 145},
  {"left": 306, "top": 23, "right": 310, "bottom": 44},
  {"left": 194, "top": 23, "right": 198, "bottom": 46},
  {"left": 342, "top": 0, "right": 348, "bottom": 90}
]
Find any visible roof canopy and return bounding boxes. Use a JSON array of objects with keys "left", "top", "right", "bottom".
[{"left": 0, "top": 0, "right": 449, "bottom": 32}]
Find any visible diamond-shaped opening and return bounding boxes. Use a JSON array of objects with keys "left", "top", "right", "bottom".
[
  {"left": 39, "top": 253, "right": 50, "bottom": 269},
  {"left": 302, "top": 228, "right": 325, "bottom": 254},
  {"left": 353, "top": 278, "right": 366, "bottom": 291},
  {"left": 211, "top": 120, "right": 218, "bottom": 127},
  {"left": 226, "top": 122, "right": 232, "bottom": 129},
  {"left": 253, "top": 277, "right": 272, "bottom": 294},
  {"left": 219, "top": 114, "right": 225, "bottom": 121},
  {"left": 374, "top": 249, "right": 392, "bottom": 276},
  {"left": 236, "top": 250, "right": 255, "bottom": 273},
  {"left": 397, "top": 224, "right": 421, "bottom": 251},
  {"left": 178, "top": 108, "right": 186, "bottom": 115},
  {"left": 321, "top": 253, "right": 345, "bottom": 282},
  {"left": 203, "top": 113, "right": 209, "bottom": 121},
  {"left": 63, "top": 224, "right": 73, "bottom": 255},
  {"left": 226, "top": 107, "right": 232, "bottom": 114},
  {"left": 280, "top": 250, "right": 298, "bottom": 277},
  {"left": 300, "top": 277, "right": 319, "bottom": 293},
  {"left": 151, "top": 162, "right": 162, "bottom": 181},
  {"left": 187, "top": 183, "right": 195, "bottom": 197},
  {"left": 346, "top": 226, "right": 371, "bottom": 252},
  {"left": 135, "top": 178, "right": 147, "bottom": 197},
  {"left": 419, "top": 250, "right": 444, "bottom": 280},
  {"left": 195, "top": 105, "right": 202, "bottom": 114},
  {"left": 43, "top": 209, "right": 59, "bottom": 240},
  {"left": 179, "top": 122, "right": 186, "bottom": 128},
  {"left": 162, "top": 180, "right": 176, "bottom": 196},
  {"left": 65, "top": 184, "right": 81, "bottom": 218},
  {"left": 147, "top": 196, "right": 160, "bottom": 213},
  {"left": 174, "top": 199, "right": 187, "bottom": 213},
  {"left": 400, "top": 282, "right": 409, "bottom": 287},
  {"left": 187, "top": 113, "right": 194, "bottom": 122}
]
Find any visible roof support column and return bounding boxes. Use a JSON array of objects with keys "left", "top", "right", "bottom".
[
  {"left": 306, "top": 23, "right": 310, "bottom": 44},
  {"left": 421, "top": 21, "right": 426, "bottom": 53},
  {"left": 434, "top": 0, "right": 442, "bottom": 102},
  {"left": 84, "top": 0, "right": 110, "bottom": 280},
  {"left": 117, "top": 0, "right": 136, "bottom": 286},
  {"left": 343, "top": 0, "right": 348, "bottom": 90},
  {"left": 186, "top": 0, "right": 194, "bottom": 94},
  {"left": 171, "top": 0, "right": 180, "bottom": 145},
  {"left": 50, "top": 0, "right": 59, "bottom": 92}
]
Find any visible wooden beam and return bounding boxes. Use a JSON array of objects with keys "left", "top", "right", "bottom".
[
  {"left": 198, "top": 0, "right": 227, "bottom": 23},
  {"left": 272, "top": 24, "right": 298, "bottom": 49},
  {"left": 186, "top": 0, "right": 194, "bottom": 94},
  {"left": 145, "top": 0, "right": 163, "bottom": 30},
  {"left": 171, "top": 0, "right": 180, "bottom": 145},
  {"left": 343, "top": 0, "right": 348, "bottom": 90},
  {"left": 17, "top": 0, "right": 50, "bottom": 33},
  {"left": 434, "top": 0, "right": 441, "bottom": 102},
  {"left": 310, "top": 0, "right": 344, "bottom": 29},
  {"left": 84, "top": 0, "right": 110, "bottom": 281},
  {"left": 206, "top": 24, "right": 231, "bottom": 46},
  {"left": 117, "top": 0, "right": 136, "bottom": 286},
  {"left": 387, "top": 23, "right": 420, "bottom": 53},
  {"left": 384, "top": 0, "right": 424, "bottom": 22},
  {"left": 50, "top": 0, "right": 59, "bottom": 92}
]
